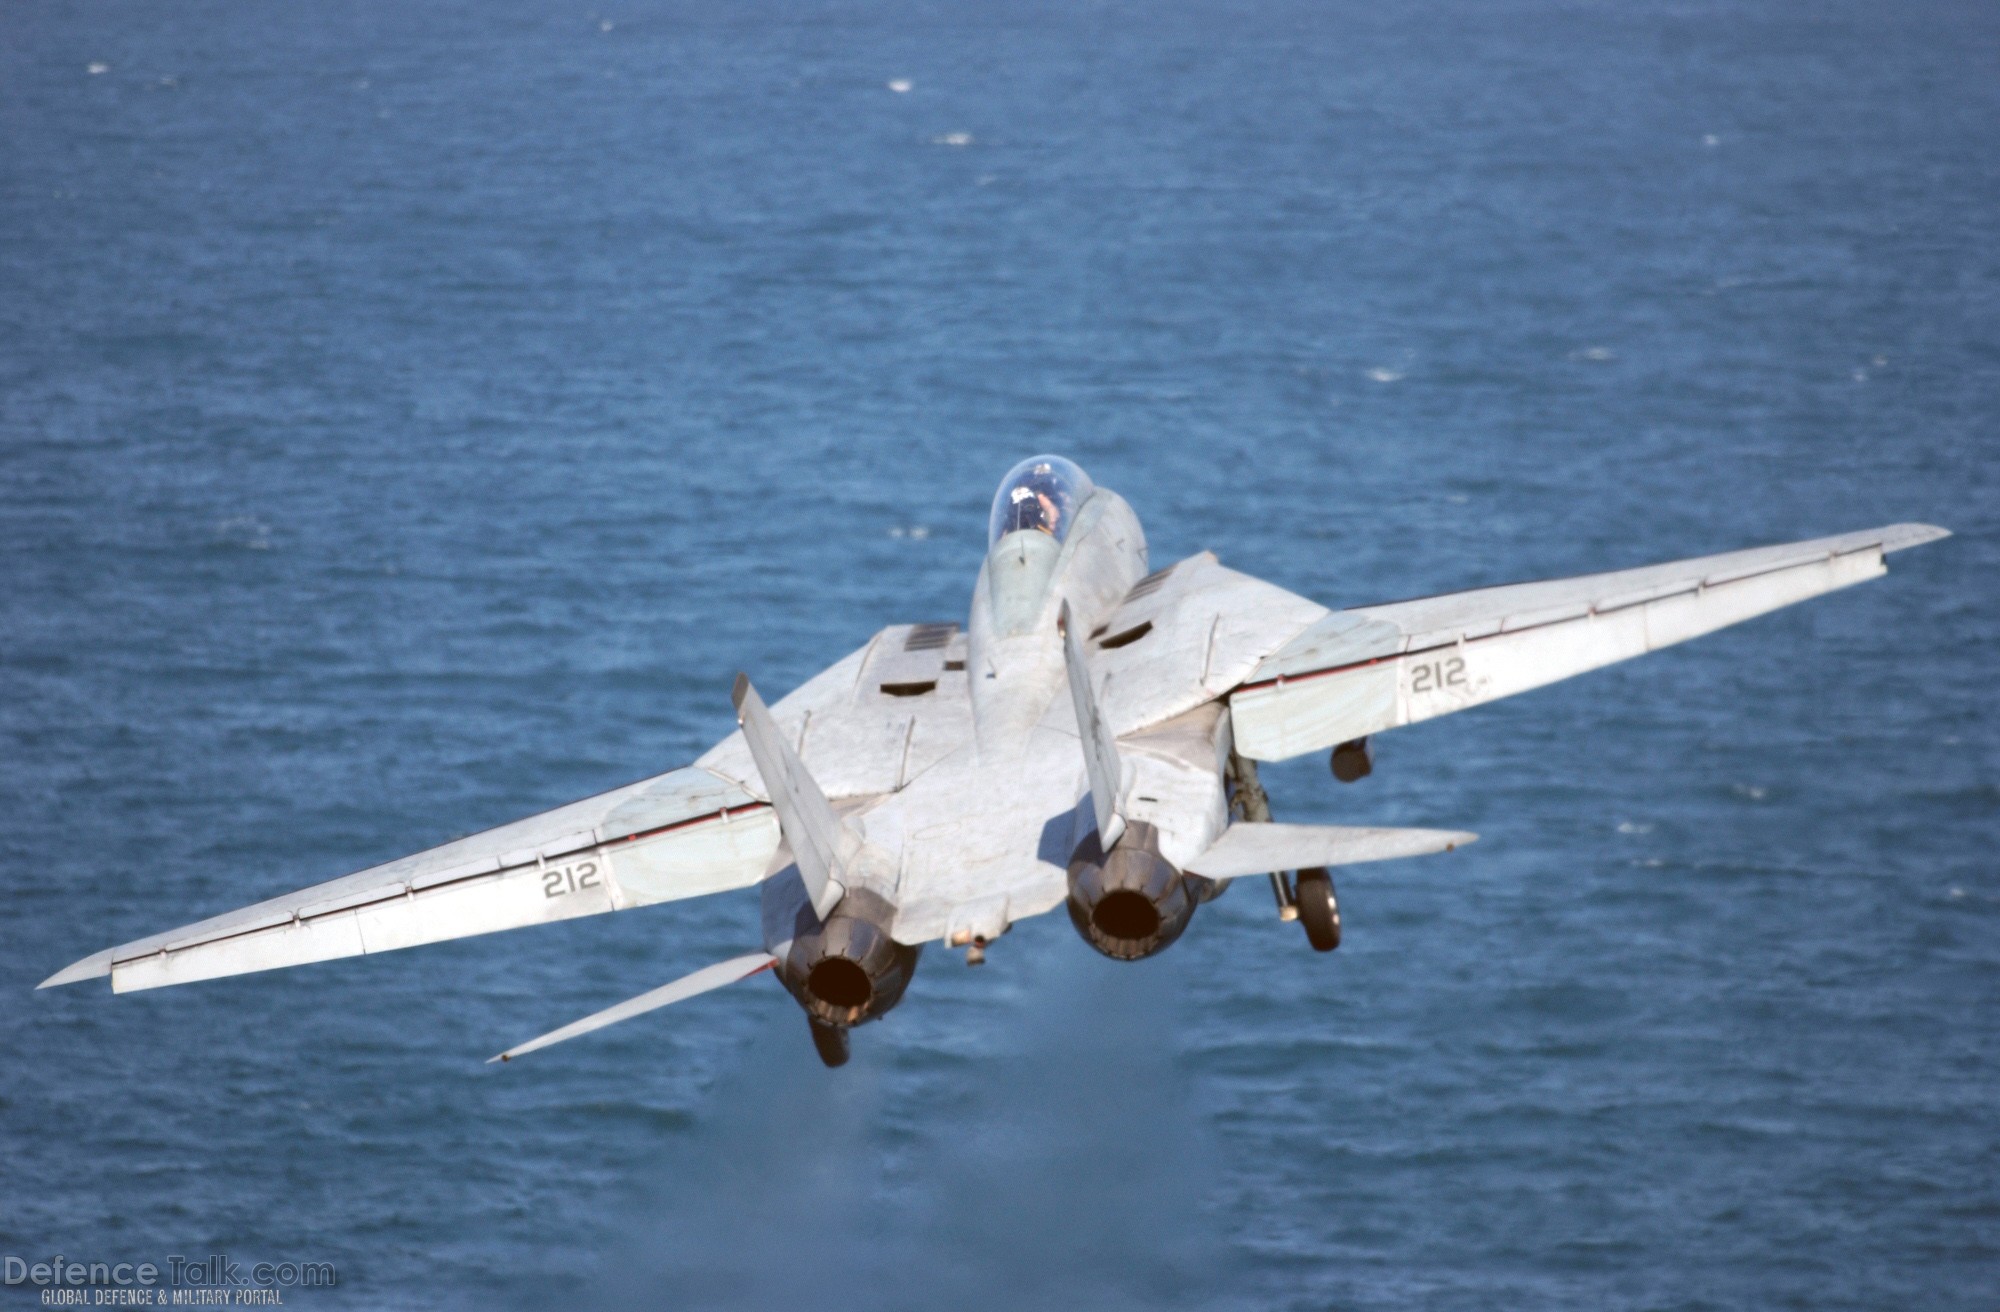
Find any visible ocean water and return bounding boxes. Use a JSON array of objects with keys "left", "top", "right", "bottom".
[{"left": 3, "top": 0, "right": 1996, "bottom": 1306}]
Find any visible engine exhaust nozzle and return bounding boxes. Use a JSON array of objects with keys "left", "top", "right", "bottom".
[{"left": 1064, "top": 821, "right": 1199, "bottom": 961}]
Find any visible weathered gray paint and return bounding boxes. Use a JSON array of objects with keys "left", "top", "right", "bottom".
[{"left": 39, "top": 468, "right": 1947, "bottom": 1065}]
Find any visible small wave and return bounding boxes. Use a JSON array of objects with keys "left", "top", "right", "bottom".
[
  {"left": 887, "top": 79, "right": 912, "bottom": 94},
  {"left": 1366, "top": 366, "right": 1402, "bottom": 383},
  {"left": 932, "top": 132, "right": 972, "bottom": 147},
  {"left": 216, "top": 515, "right": 273, "bottom": 550}
]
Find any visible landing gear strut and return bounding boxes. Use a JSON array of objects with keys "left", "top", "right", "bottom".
[
  {"left": 1294, "top": 867, "right": 1341, "bottom": 952},
  {"left": 1229, "top": 749, "right": 1343, "bottom": 953}
]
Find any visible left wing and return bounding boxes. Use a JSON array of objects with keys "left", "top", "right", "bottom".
[
  {"left": 45, "top": 618, "right": 978, "bottom": 994},
  {"left": 40, "top": 765, "right": 781, "bottom": 993}
]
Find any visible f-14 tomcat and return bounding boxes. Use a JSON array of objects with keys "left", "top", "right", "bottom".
[{"left": 42, "top": 457, "right": 1948, "bottom": 1067}]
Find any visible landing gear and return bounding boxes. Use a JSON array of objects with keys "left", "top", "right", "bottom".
[
  {"left": 808, "top": 1018, "right": 850, "bottom": 1068},
  {"left": 1295, "top": 867, "right": 1341, "bottom": 952},
  {"left": 1267, "top": 871, "right": 1299, "bottom": 921},
  {"left": 1231, "top": 749, "right": 1344, "bottom": 953}
]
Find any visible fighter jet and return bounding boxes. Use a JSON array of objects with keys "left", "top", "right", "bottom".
[{"left": 40, "top": 457, "right": 1948, "bottom": 1067}]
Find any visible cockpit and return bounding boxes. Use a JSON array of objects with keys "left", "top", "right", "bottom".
[{"left": 987, "top": 455, "right": 1095, "bottom": 547}]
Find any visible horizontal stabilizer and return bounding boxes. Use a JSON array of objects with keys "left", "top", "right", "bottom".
[
  {"left": 490, "top": 951, "right": 776, "bottom": 1064},
  {"left": 1186, "top": 822, "right": 1475, "bottom": 880}
]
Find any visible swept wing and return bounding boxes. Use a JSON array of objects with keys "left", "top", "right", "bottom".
[
  {"left": 43, "top": 622, "right": 976, "bottom": 994},
  {"left": 40, "top": 765, "right": 781, "bottom": 993},
  {"left": 1209, "top": 524, "right": 1946, "bottom": 761}
]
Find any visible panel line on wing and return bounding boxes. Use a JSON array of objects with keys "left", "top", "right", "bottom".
[{"left": 1332, "top": 533, "right": 1888, "bottom": 615}]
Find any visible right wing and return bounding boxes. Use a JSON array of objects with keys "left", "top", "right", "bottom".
[{"left": 1229, "top": 523, "right": 1949, "bottom": 762}]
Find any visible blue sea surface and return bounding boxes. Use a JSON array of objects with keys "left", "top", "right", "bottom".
[{"left": 3, "top": 0, "right": 1995, "bottom": 1307}]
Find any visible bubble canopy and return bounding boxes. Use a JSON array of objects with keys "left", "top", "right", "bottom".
[{"left": 987, "top": 456, "right": 1095, "bottom": 547}]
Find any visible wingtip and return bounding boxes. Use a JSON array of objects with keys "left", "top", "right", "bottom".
[
  {"left": 1883, "top": 523, "right": 1952, "bottom": 552},
  {"left": 38, "top": 950, "right": 113, "bottom": 991},
  {"left": 486, "top": 1052, "right": 511, "bottom": 1065},
  {"left": 1445, "top": 831, "right": 1480, "bottom": 851},
  {"left": 730, "top": 671, "right": 752, "bottom": 714}
]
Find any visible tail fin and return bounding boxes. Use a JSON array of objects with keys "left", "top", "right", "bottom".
[
  {"left": 732, "top": 673, "right": 847, "bottom": 920},
  {"left": 1060, "top": 602, "right": 1126, "bottom": 850}
]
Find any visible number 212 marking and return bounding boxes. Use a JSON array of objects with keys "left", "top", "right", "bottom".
[
  {"left": 542, "top": 860, "right": 601, "bottom": 899},
  {"left": 1408, "top": 656, "right": 1468, "bottom": 694}
]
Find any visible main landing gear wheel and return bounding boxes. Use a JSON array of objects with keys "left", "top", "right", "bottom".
[{"left": 1295, "top": 867, "right": 1341, "bottom": 952}]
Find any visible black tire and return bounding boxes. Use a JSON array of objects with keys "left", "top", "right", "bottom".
[{"left": 1296, "top": 868, "right": 1341, "bottom": 952}]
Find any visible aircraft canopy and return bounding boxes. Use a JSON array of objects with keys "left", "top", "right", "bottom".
[{"left": 988, "top": 455, "right": 1094, "bottom": 546}]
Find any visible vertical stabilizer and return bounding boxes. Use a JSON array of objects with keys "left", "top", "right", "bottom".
[
  {"left": 732, "top": 674, "right": 847, "bottom": 919},
  {"left": 1061, "top": 602, "right": 1127, "bottom": 850}
]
